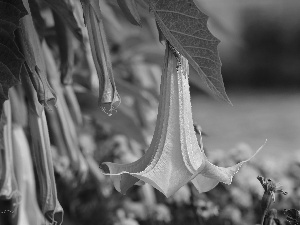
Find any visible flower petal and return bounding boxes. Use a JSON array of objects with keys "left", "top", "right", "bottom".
[
  {"left": 103, "top": 46, "right": 205, "bottom": 197},
  {"left": 192, "top": 142, "right": 265, "bottom": 193},
  {"left": 103, "top": 43, "right": 264, "bottom": 197}
]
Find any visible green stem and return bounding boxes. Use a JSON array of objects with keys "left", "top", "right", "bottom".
[{"left": 261, "top": 209, "right": 267, "bottom": 225}]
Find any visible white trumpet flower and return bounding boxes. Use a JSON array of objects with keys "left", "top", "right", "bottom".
[{"left": 103, "top": 46, "right": 263, "bottom": 197}]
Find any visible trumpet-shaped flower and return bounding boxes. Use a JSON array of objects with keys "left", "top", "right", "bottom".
[{"left": 102, "top": 46, "right": 263, "bottom": 197}]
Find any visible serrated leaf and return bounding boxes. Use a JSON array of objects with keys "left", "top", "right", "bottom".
[
  {"left": 149, "top": 0, "right": 230, "bottom": 103},
  {"left": 0, "top": 1, "right": 27, "bottom": 115},
  {"left": 0, "top": 20, "right": 18, "bottom": 35},
  {"left": 0, "top": 28, "right": 24, "bottom": 59},
  {"left": 0, "top": 43, "right": 23, "bottom": 114},
  {"left": 117, "top": 0, "right": 141, "bottom": 26},
  {"left": 0, "top": 0, "right": 27, "bottom": 17},
  {"left": 18, "top": 0, "right": 56, "bottom": 108},
  {"left": 0, "top": 44, "right": 23, "bottom": 82},
  {"left": 44, "top": 0, "right": 84, "bottom": 41},
  {"left": 0, "top": 1, "right": 24, "bottom": 25}
]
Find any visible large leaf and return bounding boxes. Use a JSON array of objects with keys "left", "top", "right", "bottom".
[
  {"left": 0, "top": 0, "right": 27, "bottom": 115},
  {"left": 148, "top": 0, "right": 230, "bottom": 103}
]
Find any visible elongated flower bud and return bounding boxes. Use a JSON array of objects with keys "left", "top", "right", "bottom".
[
  {"left": 12, "top": 126, "right": 45, "bottom": 225},
  {"left": 28, "top": 110, "right": 63, "bottom": 224},
  {"left": 43, "top": 41, "right": 88, "bottom": 180},
  {"left": 257, "top": 176, "right": 287, "bottom": 224},
  {"left": 81, "top": 0, "right": 120, "bottom": 114},
  {"left": 0, "top": 100, "right": 20, "bottom": 203},
  {"left": 103, "top": 45, "right": 263, "bottom": 197},
  {"left": 53, "top": 11, "right": 75, "bottom": 85},
  {"left": 18, "top": 0, "right": 56, "bottom": 108}
]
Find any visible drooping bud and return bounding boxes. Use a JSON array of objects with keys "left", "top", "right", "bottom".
[{"left": 81, "top": 0, "right": 120, "bottom": 114}]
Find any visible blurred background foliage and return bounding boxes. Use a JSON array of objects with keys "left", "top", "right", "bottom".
[
  {"left": 195, "top": 0, "right": 300, "bottom": 88},
  {"left": 1, "top": 0, "right": 300, "bottom": 225}
]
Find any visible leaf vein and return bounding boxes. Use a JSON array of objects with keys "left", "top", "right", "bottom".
[
  {"left": 156, "top": 9, "right": 200, "bottom": 20},
  {"left": 170, "top": 30, "right": 217, "bottom": 42}
]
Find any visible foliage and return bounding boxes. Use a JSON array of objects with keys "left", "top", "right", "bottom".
[{"left": 0, "top": 0, "right": 299, "bottom": 225}]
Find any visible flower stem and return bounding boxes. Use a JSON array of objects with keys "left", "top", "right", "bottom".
[{"left": 261, "top": 209, "right": 267, "bottom": 225}]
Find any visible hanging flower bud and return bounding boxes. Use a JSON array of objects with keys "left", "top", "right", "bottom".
[
  {"left": 0, "top": 100, "right": 20, "bottom": 204},
  {"left": 257, "top": 176, "right": 287, "bottom": 213},
  {"left": 28, "top": 110, "right": 63, "bottom": 224},
  {"left": 102, "top": 45, "right": 263, "bottom": 197},
  {"left": 81, "top": 0, "right": 120, "bottom": 114},
  {"left": 12, "top": 126, "right": 45, "bottom": 225}
]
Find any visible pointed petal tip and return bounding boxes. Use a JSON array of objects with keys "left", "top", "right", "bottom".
[
  {"left": 194, "top": 141, "right": 266, "bottom": 191},
  {"left": 240, "top": 139, "right": 266, "bottom": 164},
  {"left": 221, "top": 140, "right": 267, "bottom": 185}
]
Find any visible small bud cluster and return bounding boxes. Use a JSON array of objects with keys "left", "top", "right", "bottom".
[{"left": 257, "top": 175, "right": 300, "bottom": 225}]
